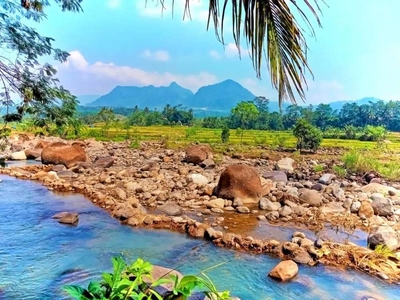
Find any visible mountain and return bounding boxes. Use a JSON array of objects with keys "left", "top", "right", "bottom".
[
  {"left": 327, "top": 97, "right": 383, "bottom": 110},
  {"left": 76, "top": 95, "right": 101, "bottom": 106},
  {"left": 188, "top": 79, "right": 255, "bottom": 110},
  {"left": 87, "top": 82, "right": 194, "bottom": 109}
]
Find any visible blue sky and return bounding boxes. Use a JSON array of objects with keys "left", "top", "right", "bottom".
[{"left": 31, "top": 0, "right": 400, "bottom": 104}]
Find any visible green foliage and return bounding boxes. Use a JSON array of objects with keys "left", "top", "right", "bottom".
[
  {"left": 0, "top": 0, "right": 82, "bottom": 126},
  {"left": 231, "top": 101, "right": 259, "bottom": 130},
  {"left": 185, "top": 126, "right": 198, "bottom": 139},
  {"left": 313, "top": 165, "right": 324, "bottom": 172},
  {"left": 293, "top": 119, "right": 322, "bottom": 151},
  {"left": 221, "top": 126, "right": 230, "bottom": 143},
  {"left": 359, "top": 125, "right": 387, "bottom": 142},
  {"left": 344, "top": 125, "right": 358, "bottom": 140},
  {"left": 64, "top": 256, "right": 230, "bottom": 300},
  {"left": 333, "top": 165, "right": 347, "bottom": 177},
  {"left": 342, "top": 150, "right": 400, "bottom": 179},
  {"left": 372, "top": 245, "right": 395, "bottom": 258}
]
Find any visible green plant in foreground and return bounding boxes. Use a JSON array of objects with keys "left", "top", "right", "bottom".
[
  {"left": 333, "top": 165, "right": 347, "bottom": 177},
  {"left": 372, "top": 244, "right": 395, "bottom": 258},
  {"left": 64, "top": 257, "right": 231, "bottom": 300},
  {"left": 313, "top": 165, "right": 324, "bottom": 172}
]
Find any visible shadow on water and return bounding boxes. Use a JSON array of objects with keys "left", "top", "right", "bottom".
[{"left": 0, "top": 175, "right": 398, "bottom": 300}]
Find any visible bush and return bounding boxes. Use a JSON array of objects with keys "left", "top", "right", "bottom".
[
  {"left": 343, "top": 125, "right": 358, "bottom": 140},
  {"left": 293, "top": 119, "right": 322, "bottom": 151},
  {"left": 359, "top": 125, "right": 387, "bottom": 142},
  {"left": 221, "top": 126, "right": 230, "bottom": 143},
  {"left": 64, "top": 256, "right": 231, "bottom": 300}
]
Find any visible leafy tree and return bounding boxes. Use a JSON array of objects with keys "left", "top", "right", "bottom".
[
  {"left": 230, "top": 101, "right": 259, "bottom": 143},
  {"left": 172, "top": 1, "right": 323, "bottom": 105},
  {"left": 313, "top": 104, "right": 338, "bottom": 130},
  {"left": 0, "top": 0, "right": 82, "bottom": 146},
  {"left": 293, "top": 118, "right": 322, "bottom": 151},
  {"left": 221, "top": 126, "right": 230, "bottom": 143}
]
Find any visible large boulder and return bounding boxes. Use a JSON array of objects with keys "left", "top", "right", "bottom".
[
  {"left": 268, "top": 260, "right": 298, "bottom": 281},
  {"left": 298, "top": 189, "right": 322, "bottom": 207},
  {"left": 214, "top": 164, "right": 262, "bottom": 204},
  {"left": 361, "top": 183, "right": 400, "bottom": 196},
  {"left": 184, "top": 144, "right": 213, "bottom": 165},
  {"left": 367, "top": 226, "right": 400, "bottom": 251},
  {"left": 41, "top": 142, "right": 87, "bottom": 168},
  {"left": 275, "top": 157, "right": 295, "bottom": 173},
  {"left": 262, "top": 171, "right": 288, "bottom": 184},
  {"left": 34, "top": 140, "right": 50, "bottom": 149},
  {"left": 371, "top": 198, "right": 393, "bottom": 217}
]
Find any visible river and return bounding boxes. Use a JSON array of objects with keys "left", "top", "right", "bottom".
[{"left": 0, "top": 175, "right": 398, "bottom": 300}]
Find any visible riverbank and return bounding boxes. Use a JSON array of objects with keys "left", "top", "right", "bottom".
[{"left": 2, "top": 134, "right": 400, "bottom": 283}]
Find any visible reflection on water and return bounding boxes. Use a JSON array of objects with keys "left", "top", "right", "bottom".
[{"left": 0, "top": 175, "right": 398, "bottom": 300}]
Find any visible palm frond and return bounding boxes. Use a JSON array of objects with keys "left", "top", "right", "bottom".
[{"left": 148, "top": 0, "right": 324, "bottom": 106}]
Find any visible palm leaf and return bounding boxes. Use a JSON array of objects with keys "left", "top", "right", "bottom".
[{"left": 147, "top": 0, "right": 324, "bottom": 106}]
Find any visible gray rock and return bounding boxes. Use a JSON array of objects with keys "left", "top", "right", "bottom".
[
  {"left": 371, "top": 198, "right": 393, "bottom": 216},
  {"left": 57, "top": 170, "right": 77, "bottom": 179},
  {"left": 332, "top": 186, "right": 345, "bottom": 200},
  {"left": 291, "top": 248, "right": 313, "bottom": 264},
  {"left": 279, "top": 205, "right": 293, "bottom": 217},
  {"left": 236, "top": 206, "right": 250, "bottom": 214},
  {"left": 265, "top": 211, "right": 279, "bottom": 221},
  {"left": 259, "top": 198, "right": 281, "bottom": 211},
  {"left": 343, "top": 198, "right": 352, "bottom": 209},
  {"left": 319, "top": 173, "right": 336, "bottom": 185},
  {"left": 298, "top": 189, "right": 322, "bottom": 207},
  {"left": 350, "top": 201, "right": 361, "bottom": 213},
  {"left": 10, "top": 150, "right": 27, "bottom": 160},
  {"left": 311, "top": 183, "right": 324, "bottom": 192},
  {"left": 157, "top": 203, "right": 183, "bottom": 216},
  {"left": 199, "top": 158, "right": 216, "bottom": 169},
  {"left": 275, "top": 157, "right": 294, "bottom": 173},
  {"left": 52, "top": 212, "right": 79, "bottom": 225},
  {"left": 93, "top": 156, "right": 114, "bottom": 168},
  {"left": 367, "top": 226, "right": 400, "bottom": 251},
  {"left": 371, "top": 193, "right": 385, "bottom": 201},
  {"left": 262, "top": 171, "right": 288, "bottom": 183},
  {"left": 187, "top": 173, "right": 209, "bottom": 185},
  {"left": 233, "top": 197, "right": 243, "bottom": 207}
]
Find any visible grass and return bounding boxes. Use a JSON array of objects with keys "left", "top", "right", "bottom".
[
  {"left": 342, "top": 149, "right": 400, "bottom": 180},
  {"left": 314, "top": 165, "right": 324, "bottom": 172}
]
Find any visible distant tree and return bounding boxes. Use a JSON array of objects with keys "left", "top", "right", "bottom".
[
  {"left": 231, "top": 101, "right": 259, "bottom": 143},
  {"left": 313, "top": 104, "right": 338, "bottom": 130},
  {"left": 293, "top": 118, "right": 322, "bottom": 151},
  {"left": 221, "top": 126, "right": 230, "bottom": 143}
]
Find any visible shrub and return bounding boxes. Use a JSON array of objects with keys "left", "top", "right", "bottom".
[
  {"left": 343, "top": 125, "right": 358, "bottom": 140},
  {"left": 333, "top": 165, "right": 347, "bottom": 177},
  {"left": 64, "top": 257, "right": 231, "bottom": 300},
  {"left": 221, "top": 126, "right": 230, "bottom": 143},
  {"left": 359, "top": 125, "right": 387, "bottom": 142},
  {"left": 314, "top": 165, "right": 324, "bottom": 172},
  {"left": 293, "top": 119, "right": 322, "bottom": 151}
]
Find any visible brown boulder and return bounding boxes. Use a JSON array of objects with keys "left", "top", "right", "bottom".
[
  {"left": 52, "top": 212, "right": 79, "bottom": 225},
  {"left": 41, "top": 142, "right": 87, "bottom": 168},
  {"left": 214, "top": 164, "right": 262, "bottom": 204},
  {"left": 93, "top": 156, "right": 114, "bottom": 168},
  {"left": 269, "top": 260, "right": 298, "bottom": 281},
  {"left": 25, "top": 148, "right": 42, "bottom": 159},
  {"left": 185, "top": 144, "right": 213, "bottom": 164},
  {"left": 358, "top": 201, "right": 374, "bottom": 218}
]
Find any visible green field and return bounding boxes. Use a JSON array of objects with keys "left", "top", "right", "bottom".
[{"left": 76, "top": 125, "right": 400, "bottom": 152}]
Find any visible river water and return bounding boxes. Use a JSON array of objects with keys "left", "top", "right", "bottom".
[{"left": 0, "top": 175, "right": 399, "bottom": 300}]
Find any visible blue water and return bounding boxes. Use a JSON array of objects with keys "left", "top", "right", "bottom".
[{"left": 0, "top": 175, "right": 399, "bottom": 300}]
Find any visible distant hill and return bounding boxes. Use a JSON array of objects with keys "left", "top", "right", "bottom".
[
  {"left": 188, "top": 79, "right": 255, "bottom": 110},
  {"left": 327, "top": 97, "right": 382, "bottom": 110},
  {"left": 76, "top": 95, "right": 101, "bottom": 106},
  {"left": 87, "top": 82, "right": 193, "bottom": 109}
]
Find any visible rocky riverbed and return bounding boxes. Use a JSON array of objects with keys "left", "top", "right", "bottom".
[{"left": 2, "top": 134, "right": 400, "bottom": 283}]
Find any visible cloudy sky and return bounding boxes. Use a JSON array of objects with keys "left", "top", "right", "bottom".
[{"left": 32, "top": 0, "right": 400, "bottom": 104}]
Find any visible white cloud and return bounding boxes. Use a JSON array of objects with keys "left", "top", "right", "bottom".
[
  {"left": 107, "top": 0, "right": 120, "bottom": 9},
  {"left": 141, "top": 50, "right": 170, "bottom": 62},
  {"left": 225, "top": 42, "right": 248, "bottom": 58},
  {"left": 137, "top": 0, "right": 209, "bottom": 21},
  {"left": 305, "top": 80, "right": 350, "bottom": 104},
  {"left": 209, "top": 50, "right": 221, "bottom": 60},
  {"left": 59, "top": 51, "right": 218, "bottom": 94}
]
